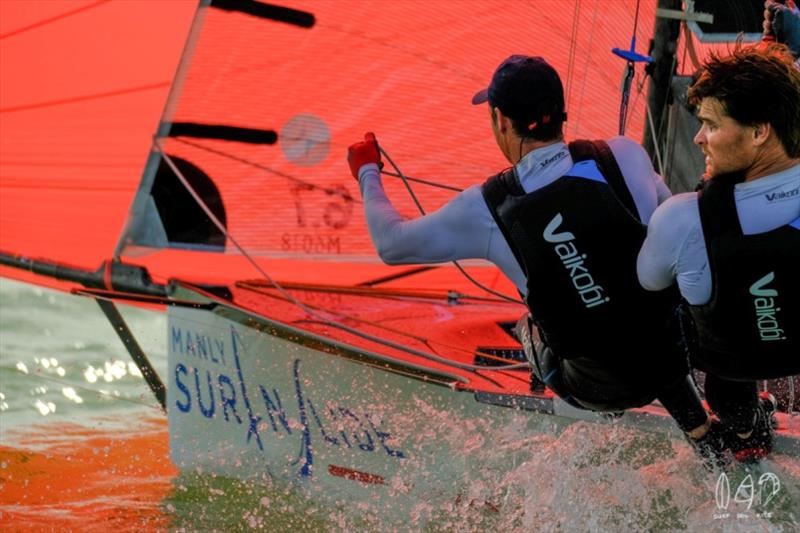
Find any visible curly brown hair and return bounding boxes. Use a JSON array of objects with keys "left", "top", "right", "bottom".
[{"left": 688, "top": 43, "right": 800, "bottom": 158}]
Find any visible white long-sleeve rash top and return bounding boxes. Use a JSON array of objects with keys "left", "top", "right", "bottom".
[
  {"left": 637, "top": 164, "right": 800, "bottom": 305},
  {"left": 358, "top": 136, "right": 671, "bottom": 295}
]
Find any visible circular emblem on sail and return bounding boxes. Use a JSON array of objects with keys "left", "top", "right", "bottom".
[{"left": 279, "top": 114, "right": 331, "bottom": 166}]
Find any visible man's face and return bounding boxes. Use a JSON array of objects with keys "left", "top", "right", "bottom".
[{"left": 694, "top": 97, "right": 757, "bottom": 178}]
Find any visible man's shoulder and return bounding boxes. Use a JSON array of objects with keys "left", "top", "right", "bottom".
[
  {"left": 569, "top": 136, "right": 645, "bottom": 160},
  {"left": 606, "top": 135, "right": 650, "bottom": 164},
  {"left": 649, "top": 192, "right": 701, "bottom": 236}
]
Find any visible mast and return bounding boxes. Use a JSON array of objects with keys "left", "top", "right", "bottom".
[{"left": 642, "top": 0, "right": 682, "bottom": 168}]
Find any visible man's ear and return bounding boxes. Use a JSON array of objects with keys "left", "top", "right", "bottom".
[
  {"left": 494, "top": 107, "right": 509, "bottom": 134},
  {"left": 752, "top": 122, "right": 771, "bottom": 147}
]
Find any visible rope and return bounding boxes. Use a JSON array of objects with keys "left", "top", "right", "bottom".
[
  {"left": 378, "top": 144, "right": 525, "bottom": 305},
  {"left": 171, "top": 134, "right": 519, "bottom": 304},
  {"left": 565, "top": 0, "right": 582, "bottom": 114},
  {"left": 153, "top": 138, "right": 529, "bottom": 373},
  {"left": 654, "top": 49, "right": 680, "bottom": 164},
  {"left": 631, "top": 0, "right": 642, "bottom": 41},
  {"left": 573, "top": 0, "right": 600, "bottom": 137},
  {"left": 645, "top": 99, "right": 665, "bottom": 176},
  {"left": 172, "top": 136, "right": 359, "bottom": 202},
  {"left": 241, "top": 281, "right": 523, "bottom": 366},
  {"left": 380, "top": 170, "right": 463, "bottom": 192}
]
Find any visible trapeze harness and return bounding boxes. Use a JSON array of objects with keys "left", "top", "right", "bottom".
[
  {"left": 686, "top": 175, "right": 800, "bottom": 380},
  {"left": 483, "top": 140, "right": 686, "bottom": 411}
]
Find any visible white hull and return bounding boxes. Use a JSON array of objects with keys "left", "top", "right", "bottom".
[
  {"left": 167, "top": 291, "right": 800, "bottom": 519},
  {"left": 168, "top": 305, "right": 546, "bottom": 514}
]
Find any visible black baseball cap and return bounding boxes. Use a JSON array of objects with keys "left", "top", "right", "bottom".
[{"left": 472, "top": 55, "right": 567, "bottom": 130}]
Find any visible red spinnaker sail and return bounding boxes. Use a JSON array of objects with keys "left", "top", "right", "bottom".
[{"left": 0, "top": 1, "right": 727, "bottom": 293}]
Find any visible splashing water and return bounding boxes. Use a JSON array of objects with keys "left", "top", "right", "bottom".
[{"left": 1, "top": 279, "right": 798, "bottom": 531}]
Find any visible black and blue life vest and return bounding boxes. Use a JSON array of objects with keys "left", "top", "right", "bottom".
[
  {"left": 688, "top": 175, "right": 800, "bottom": 380},
  {"left": 482, "top": 140, "right": 685, "bottom": 391}
]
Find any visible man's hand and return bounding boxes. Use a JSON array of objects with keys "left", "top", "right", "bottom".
[
  {"left": 765, "top": 1, "right": 800, "bottom": 58},
  {"left": 347, "top": 132, "right": 382, "bottom": 181}
]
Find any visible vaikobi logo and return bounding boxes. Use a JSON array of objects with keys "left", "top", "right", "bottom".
[
  {"left": 750, "top": 272, "right": 786, "bottom": 342},
  {"left": 714, "top": 472, "right": 781, "bottom": 520},
  {"left": 543, "top": 213, "right": 609, "bottom": 308},
  {"left": 765, "top": 187, "right": 799, "bottom": 203}
]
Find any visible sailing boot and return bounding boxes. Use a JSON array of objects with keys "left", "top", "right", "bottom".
[
  {"left": 729, "top": 392, "right": 777, "bottom": 463},
  {"left": 687, "top": 419, "right": 731, "bottom": 471}
]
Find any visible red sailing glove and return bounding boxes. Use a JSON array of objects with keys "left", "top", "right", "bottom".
[{"left": 347, "top": 132, "right": 382, "bottom": 181}]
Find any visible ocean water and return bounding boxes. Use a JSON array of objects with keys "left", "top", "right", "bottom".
[{"left": 1, "top": 277, "right": 799, "bottom": 532}]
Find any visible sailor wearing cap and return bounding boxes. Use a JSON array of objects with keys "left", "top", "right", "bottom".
[{"left": 348, "top": 54, "right": 725, "bottom": 466}]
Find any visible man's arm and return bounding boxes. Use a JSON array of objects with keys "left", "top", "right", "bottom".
[
  {"left": 607, "top": 136, "right": 672, "bottom": 223},
  {"left": 637, "top": 194, "right": 695, "bottom": 291},
  {"left": 358, "top": 164, "right": 494, "bottom": 264}
]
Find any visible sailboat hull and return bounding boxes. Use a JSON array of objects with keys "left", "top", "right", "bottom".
[
  {"left": 166, "top": 286, "right": 800, "bottom": 519},
  {"left": 167, "top": 304, "right": 552, "bottom": 514}
]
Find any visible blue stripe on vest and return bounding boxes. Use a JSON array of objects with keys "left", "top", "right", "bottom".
[
  {"left": 564, "top": 160, "right": 607, "bottom": 184},
  {"left": 790, "top": 217, "right": 800, "bottom": 230}
]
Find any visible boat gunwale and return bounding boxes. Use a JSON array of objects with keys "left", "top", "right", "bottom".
[{"left": 170, "top": 280, "right": 471, "bottom": 388}]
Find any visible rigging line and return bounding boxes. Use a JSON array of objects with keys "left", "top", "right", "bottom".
[
  {"left": 0, "top": 0, "right": 111, "bottom": 40},
  {"left": 679, "top": 23, "right": 690, "bottom": 76},
  {"left": 378, "top": 145, "right": 525, "bottom": 305},
  {"left": 631, "top": 0, "right": 642, "bottom": 41},
  {"left": 237, "top": 283, "right": 514, "bottom": 368},
  {"left": 174, "top": 133, "right": 461, "bottom": 194},
  {"left": 380, "top": 170, "right": 464, "bottom": 192},
  {"left": 0, "top": 82, "right": 171, "bottom": 114},
  {"left": 170, "top": 136, "right": 361, "bottom": 203},
  {"left": 356, "top": 265, "right": 438, "bottom": 287},
  {"left": 573, "top": 0, "right": 600, "bottom": 137},
  {"left": 565, "top": 0, "right": 581, "bottom": 114},
  {"left": 630, "top": 69, "right": 664, "bottom": 175},
  {"left": 240, "top": 279, "right": 514, "bottom": 304},
  {"left": 615, "top": 0, "right": 649, "bottom": 135},
  {"left": 629, "top": 72, "right": 644, "bottom": 125},
  {"left": 645, "top": 99, "right": 665, "bottom": 176},
  {"left": 653, "top": 36, "right": 680, "bottom": 155},
  {"left": 153, "top": 139, "right": 529, "bottom": 373}
]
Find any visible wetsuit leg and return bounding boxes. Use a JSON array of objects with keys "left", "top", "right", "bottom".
[
  {"left": 532, "top": 346, "right": 587, "bottom": 410},
  {"left": 656, "top": 375, "right": 709, "bottom": 433},
  {"left": 704, "top": 374, "right": 758, "bottom": 434}
]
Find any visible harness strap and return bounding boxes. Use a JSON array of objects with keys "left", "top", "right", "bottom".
[
  {"left": 482, "top": 167, "right": 528, "bottom": 274},
  {"left": 697, "top": 174, "right": 745, "bottom": 240},
  {"left": 568, "top": 139, "right": 640, "bottom": 222}
]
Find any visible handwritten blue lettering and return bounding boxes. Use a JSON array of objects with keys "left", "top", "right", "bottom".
[
  {"left": 260, "top": 386, "right": 292, "bottom": 434},
  {"left": 308, "top": 399, "right": 340, "bottom": 446},
  {"left": 171, "top": 326, "right": 227, "bottom": 366},
  {"left": 174, "top": 363, "right": 191, "bottom": 413},
  {"left": 194, "top": 368, "right": 216, "bottom": 419},
  {"left": 218, "top": 374, "right": 241, "bottom": 424},
  {"left": 291, "top": 358, "right": 314, "bottom": 477},
  {"left": 171, "top": 327, "right": 183, "bottom": 355},
  {"left": 232, "top": 327, "right": 264, "bottom": 451},
  {"left": 170, "top": 325, "right": 406, "bottom": 478},
  {"left": 366, "top": 413, "right": 405, "bottom": 458}
]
